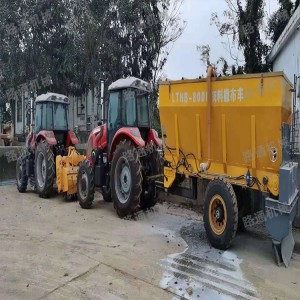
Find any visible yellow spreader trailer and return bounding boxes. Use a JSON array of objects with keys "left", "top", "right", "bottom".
[{"left": 159, "top": 67, "right": 299, "bottom": 266}]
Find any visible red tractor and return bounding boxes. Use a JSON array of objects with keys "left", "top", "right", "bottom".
[
  {"left": 77, "top": 77, "right": 163, "bottom": 217},
  {"left": 16, "top": 93, "right": 81, "bottom": 198}
]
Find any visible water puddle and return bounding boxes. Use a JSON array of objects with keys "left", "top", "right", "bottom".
[
  {"left": 0, "top": 179, "right": 15, "bottom": 186},
  {"left": 160, "top": 221, "right": 259, "bottom": 299}
]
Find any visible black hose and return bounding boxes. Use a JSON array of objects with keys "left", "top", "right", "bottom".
[{"left": 164, "top": 143, "right": 263, "bottom": 190}]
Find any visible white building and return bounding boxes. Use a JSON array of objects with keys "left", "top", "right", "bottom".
[
  {"left": 269, "top": 6, "right": 300, "bottom": 226},
  {"left": 268, "top": 5, "right": 300, "bottom": 85},
  {"left": 269, "top": 5, "right": 300, "bottom": 150}
]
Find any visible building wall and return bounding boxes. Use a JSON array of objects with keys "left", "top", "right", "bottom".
[
  {"left": 14, "top": 91, "right": 31, "bottom": 136},
  {"left": 272, "top": 28, "right": 300, "bottom": 148},
  {"left": 272, "top": 28, "right": 300, "bottom": 227},
  {"left": 273, "top": 29, "right": 300, "bottom": 85},
  {"left": 68, "top": 88, "right": 100, "bottom": 134}
]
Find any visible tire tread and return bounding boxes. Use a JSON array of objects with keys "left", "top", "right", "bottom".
[
  {"left": 16, "top": 155, "right": 28, "bottom": 193},
  {"left": 35, "top": 140, "right": 55, "bottom": 198},
  {"left": 204, "top": 176, "right": 238, "bottom": 250},
  {"left": 112, "top": 139, "right": 142, "bottom": 218},
  {"left": 78, "top": 159, "right": 95, "bottom": 209}
]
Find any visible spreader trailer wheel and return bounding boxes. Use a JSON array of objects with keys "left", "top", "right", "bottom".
[{"left": 204, "top": 177, "right": 238, "bottom": 250}]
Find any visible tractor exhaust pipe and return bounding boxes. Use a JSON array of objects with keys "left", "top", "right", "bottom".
[
  {"left": 200, "top": 65, "right": 216, "bottom": 172},
  {"left": 30, "top": 92, "right": 35, "bottom": 134},
  {"left": 100, "top": 80, "right": 105, "bottom": 121}
]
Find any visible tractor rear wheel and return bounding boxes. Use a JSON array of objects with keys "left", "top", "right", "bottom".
[
  {"left": 204, "top": 177, "right": 238, "bottom": 250},
  {"left": 16, "top": 154, "right": 28, "bottom": 193},
  {"left": 35, "top": 140, "right": 55, "bottom": 198},
  {"left": 77, "top": 159, "right": 95, "bottom": 209},
  {"left": 140, "top": 148, "right": 163, "bottom": 209},
  {"left": 111, "top": 140, "right": 142, "bottom": 218},
  {"left": 102, "top": 185, "right": 112, "bottom": 202},
  {"left": 139, "top": 180, "right": 157, "bottom": 210}
]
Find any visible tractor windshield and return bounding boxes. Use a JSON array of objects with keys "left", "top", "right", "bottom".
[
  {"left": 35, "top": 102, "right": 68, "bottom": 132},
  {"left": 120, "top": 89, "right": 150, "bottom": 128},
  {"left": 108, "top": 89, "right": 150, "bottom": 131},
  {"left": 35, "top": 102, "right": 53, "bottom": 133},
  {"left": 53, "top": 103, "right": 68, "bottom": 131}
]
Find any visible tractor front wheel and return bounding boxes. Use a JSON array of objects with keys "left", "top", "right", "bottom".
[
  {"left": 35, "top": 140, "right": 55, "bottom": 198},
  {"left": 111, "top": 140, "right": 142, "bottom": 218},
  {"left": 77, "top": 159, "right": 95, "bottom": 209},
  {"left": 204, "top": 177, "right": 238, "bottom": 250},
  {"left": 16, "top": 154, "right": 28, "bottom": 193}
]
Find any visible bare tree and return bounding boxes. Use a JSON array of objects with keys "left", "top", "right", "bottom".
[
  {"left": 197, "top": 44, "right": 230, "bottom": 76},
  {"left": 151, "top": 0, "right": 186, "bottom": 87}
]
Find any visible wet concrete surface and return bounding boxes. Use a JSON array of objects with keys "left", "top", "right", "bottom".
[
  {"left": 159, "top": 222, "right": 258, "bottom": 299},
  {"left": 0, "top": 185, "right": 300, "bottom": 299},
  {"left": 159, "top": 219, "right": 300, "bottom": 300}
]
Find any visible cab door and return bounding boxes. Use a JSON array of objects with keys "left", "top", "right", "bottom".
[{"left": 107, "top": 91, "right": 122, "bottom": 152}]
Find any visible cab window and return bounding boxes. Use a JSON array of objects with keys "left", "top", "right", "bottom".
[{"left": 122, "top": 90, "right": 136, "bottom": 126}]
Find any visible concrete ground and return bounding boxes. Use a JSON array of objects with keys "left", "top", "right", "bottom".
[{"left": 0, "top": 185, "right": 300, "bottom": 300}]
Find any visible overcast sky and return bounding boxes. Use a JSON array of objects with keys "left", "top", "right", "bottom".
[{"left": 164, "top": 0, "right": 279, "bottom": 80}]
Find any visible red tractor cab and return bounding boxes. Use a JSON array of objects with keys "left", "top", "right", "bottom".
[{"left": 77, "top": 77, "right": 163, "bottom": 217}]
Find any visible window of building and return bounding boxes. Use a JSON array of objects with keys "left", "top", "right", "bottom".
[
  {"left": 77, "top": 97, "right": 85, "bottom": 115},
  {"left": 17, "top": 100, "right": 22, "bottom": 122}
]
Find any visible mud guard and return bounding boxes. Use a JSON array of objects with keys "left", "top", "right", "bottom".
[
  {"left": 265, "top": 162, "right": 299, "bottom": 267},
  {"left": 36, "top": 131, "right": 57, "bottom": 145},
  {"left": 66, "top": 131, "right": 79, "bottom": 146},
  {"left": 148, "top": 129, "right": 162, "bottom": 148},
  {"left": 109, "top": 127, "right": 145, "bottom": 161}
]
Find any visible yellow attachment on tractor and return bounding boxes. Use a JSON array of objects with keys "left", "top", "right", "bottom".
[{"left": 56, "top": 147, "right": 86, "bottom": 196}]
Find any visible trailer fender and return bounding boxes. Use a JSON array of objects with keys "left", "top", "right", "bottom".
[{"left": 109, "top": 127, "right": 145, "bottom": 161}]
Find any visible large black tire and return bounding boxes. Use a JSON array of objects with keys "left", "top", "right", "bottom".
[
  {"left": 35, "top": 140, "right": 55, "bottom": 198},
  {"left": 77, "top": 159, "right": 95, "bottom": 209},
  {"left": 139, "top": 149, "right": 163, "bottom": 209},
  {"left": 111, "top": 140, "right": 142, "bottom": 218},
  {"left": 139, "top": 180, "right": 157, "bottom": 210},
  {"left": 102, "top": 185, "right": 112, "bottom": 202},
  {"left": 203, "top": 177, "right": 238, "bottom": 250},
  {"left": 16, "top": 155, "right": 28, "bottom": 193}
]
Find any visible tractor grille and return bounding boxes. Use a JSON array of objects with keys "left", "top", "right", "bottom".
[{"left": 54, "top": 131, "right": 68, "bottom": 145}]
